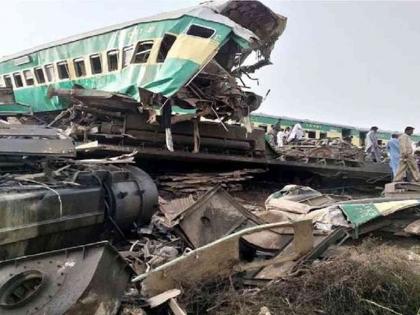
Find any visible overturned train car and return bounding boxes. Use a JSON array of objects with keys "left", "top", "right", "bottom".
[{"left": 0, "top": 1, "right": 286, "bottom": 156}]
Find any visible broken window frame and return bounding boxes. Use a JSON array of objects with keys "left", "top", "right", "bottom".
[
  {"left": 132, "top": 40, "right": 154, "bottom": 64},
  {"left": 34, "top": 67, "right": 46, "bottom": 84},
  {"left": 44, "top": 64, "right": 56, "bottom": 82},
  {"left": 186, "top": 24, "right": 216, "bottom": 39},
  {"left": 23, "top": 69, "right": 35, "bottom": 86},
  {"left": 73, "top": 58, "right": 86, "bottom": 78},
  {"left": 3, "top": 75, "right": 13, "bottom": 88},
  {"left": 157, "top": 34, "right": 177, "bottom": 63},
  {"left": 90, "top": 54, "right": 103, "bottom": 75},
  {"left": 13, "top": 72, "right": 24, "bottom": 88},
  {"left": 122, "top": 45, "right": 133, "bottom": 69},
  {"left": 107, "top": 49, "right": 119, "bottom": 72},
  {"left": 56, "top": 61, "right": 70, "bottom": 80}
]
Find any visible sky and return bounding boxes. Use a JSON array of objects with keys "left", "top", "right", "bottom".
[{"left": 1, "top": 0, "right": 419, "bottom": 132}]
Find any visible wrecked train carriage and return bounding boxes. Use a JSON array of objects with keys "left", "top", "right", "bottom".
[{"left": 0, "top": 1, "right": 286, "bottom": 124}]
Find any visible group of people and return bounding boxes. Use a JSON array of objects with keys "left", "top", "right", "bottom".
[
  {"left": 267, "top": 123, "right": 305, "bottom": 148},
  {"left": 366, "top": 125, "right": 420, "bottom": 182},
  {"left": 268, "top": 122, "right": 420, "bottom": 182}
]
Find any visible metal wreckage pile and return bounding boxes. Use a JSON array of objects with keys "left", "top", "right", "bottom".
[
  {"left": 33, "top": 0, "right": 286, "bottom": 157},
  {"left": 0, "top": 2, "right": 418, "bottom": 315},
  {"left": 0, "top": 124, "right": 419, "bottom": 315},
  {"left": 270, "top": 138, "right": 366, "bottom": 164}
]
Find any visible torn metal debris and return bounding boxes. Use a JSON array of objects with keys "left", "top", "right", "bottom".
[
  {"left": 171, "top": 186, "right": 261, "bottom": 248},
  {"left": 0, "top": 1, "right": 417, "bottom": 314},
  {"left": 134, "top": 220, "right": 314, "bottom": 297},
  {"left": 270, "top": 138, "right": 366, "bottom": 164},
  {"left": 0, "top": 241, "right": 132, "bottom": 315},
  {"left": 158, "top": 169, "right": 266, "bottom": 196}
]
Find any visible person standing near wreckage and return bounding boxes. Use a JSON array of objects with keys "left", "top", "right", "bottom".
[
  {"left": 393, "top": 127, "right": 420, "bottom": 182},
  {"left": 266, "top": 125, "right": 278, "bottom": 147},
  {"left": 365, "top": 126, "right": 381, "bottom": 162},
  {"left": 277, "top": 128, "right": 287, "bottom": 147},
  {"left": 387, "top": 134, "right": 400, "bottom": 177},
  {"left": 287, "top": 123, "right": 305, "bottom": 143}
]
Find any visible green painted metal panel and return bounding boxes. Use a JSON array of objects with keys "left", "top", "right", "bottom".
[
  {"left": 0, "top": 16, "right": 232, "bottom": 74},
  {"left": 251, "top": 115, "right": 344, "bottom": 132},
  {"left": 341, "top": 200, "right": 420, "bottom": 229},
  {"left": 11, "top": 58, "right": 200, "bottom": 112},
  {"left": 250, "top": 115, "right": 279, "bottom": 126},
  {"left": 340, "top": 203, "right": 381, "bottom": 227},
  {"left": 0, "top": 15, "right": 248, "bottom": 114}
]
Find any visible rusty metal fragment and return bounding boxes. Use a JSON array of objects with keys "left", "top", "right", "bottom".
[
  {"left": 0, "top": 241, "right": 132, "bottom": 315},
  {"left": 169, "top": 186, "right": 262, "bottom": 248}
]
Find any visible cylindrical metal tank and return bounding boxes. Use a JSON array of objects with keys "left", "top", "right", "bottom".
[{"left": 0, "top": 165, "right": 158, "bottom": 260}]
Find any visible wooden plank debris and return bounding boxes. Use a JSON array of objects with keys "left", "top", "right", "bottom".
[{"left": 158, "top": 169, "right": 266, "bottom": 195}]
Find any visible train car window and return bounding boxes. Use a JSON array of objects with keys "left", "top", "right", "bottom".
[
  {"left": 307, "top": 131, "right": 316, "bottom": 139},
  {"left": 34, "top": 68, "right": 46, "bottom": 84},
  {"left": 73, "top": 58, "right": 86, "bottom": 77},
  {"left": 90, "top": 54, "right": 102, "bottom": 74},
  {"left": 13, "top": 73, "right": 24, "bottom": 88},
  {"left": 122, "top": 46, "right": 133, "bottom": 68},
  {"left": 57, "top": 61, "right": 70, "bottom": 80},
  {"left": 186, "top": 24, "right": 215, "bottom": 38},
  {"left": 3, "top": 75, "right": 13, "bottom": 88},
  {"left": 132, "top": 41, "right": 154, "bottom": 64},
  {"left": 107, "top": 50, "right": 119, "bottom": 72},
  {"left": 44, "top": 64, "right": 55, "bottom": 82},
  {"left": 157, "top": 34, "right": 176, "bottom": 63},
  {"left": 23, "top": 70, "right": 35, "bottom": 86}
]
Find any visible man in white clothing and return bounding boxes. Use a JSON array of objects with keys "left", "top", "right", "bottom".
[
  {"left": 365, "top": 126, "right": 381, "bottom": 162},
  {"left": 277, "top": 128, "right": 286, "bottom": 147},
  {"left": 287, "top": 123, "right": 305, "bottom": 143}
]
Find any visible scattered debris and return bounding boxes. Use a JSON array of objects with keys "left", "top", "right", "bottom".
[
  {"left": 158, "top": 169, "right": 266, "bottom": 196},
  {"left": 180, "top": 240, "right": 420, "bottom": 315},
  {"left": 384, "top": 181, "right": 420, "bottom": 197},
  {"left": 272, "top": 138, "right": 366, "bottom": 163},
  {"left": 134, "top": 220, "right": 314, "bottom": 297},
  {"left": 0, "top": 1, "right": 417, "bottom": 315}
]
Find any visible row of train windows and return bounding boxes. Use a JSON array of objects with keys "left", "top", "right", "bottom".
[
  {"left": 2, "top": 24, "right": 214, "bottom": 89},
  {"left": 2, "top": 34, "right": 178, "bottom": 89}
]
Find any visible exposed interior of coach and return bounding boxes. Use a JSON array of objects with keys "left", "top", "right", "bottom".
[{"left": 0, "top": 23, "right": 219, "bottom": 104}]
